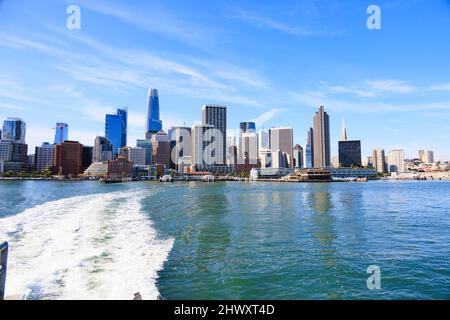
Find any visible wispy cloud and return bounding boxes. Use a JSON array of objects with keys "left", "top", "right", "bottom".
[
  {"left": 225, "top": 8, "right": 329, "bottom": 36},
  {"left": 427, "top": 83, "right": 450, "bottom": 91},
  {"left": 77, "top": 0, "right": 214, "bottom": 44},
  {"left": 251, "top": 108, "right": 289, "bottom": 126},
  {"left": 318, "top": 80, "right": 416, "bottom": 98}
]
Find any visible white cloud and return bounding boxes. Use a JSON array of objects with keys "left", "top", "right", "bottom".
[{"left": 251, "top": 108, "right": 289, "bottom": 126}]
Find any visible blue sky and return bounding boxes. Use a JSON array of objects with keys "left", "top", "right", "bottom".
[{"left": 1, "top": 0, "right": 450, "bottom": 160}]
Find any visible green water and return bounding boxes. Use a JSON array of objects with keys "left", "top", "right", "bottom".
[{"left": 0, "top": 180, "right": 449, "bottom": 299}]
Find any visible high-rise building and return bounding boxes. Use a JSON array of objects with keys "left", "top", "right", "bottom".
[
  {"left": 146, "top": 88, "right": 162, "bottom": 136},
  {"left": 0, "top": 140, "right": 28, "bottom": 173},
  {"left": 372, "top": 149, "right": 386, "bottom": 173},
  {"left": 54, "top": 141, "right": 83, "bottom": 176},
  {"left": 151, "top": 131, "right": 171, "bottom": 167},
  {"left": 93, "top": 136, "right": 113, "bottom": 163},
  {"left": 202, "top": 105, "right": 227, "bottom": 165},
  {"left": 313, "top": 106, "right": 331, "bottom": 168},
  {"left": 192, "top": 124, "right": 214, "bottom": 168},
  {"left": 169, "top": 127, "right": 192, "bottom": 171},
  {"left": 419, "top": 150, "right": 434, "bottom": 163},
  {"left": 35, "top": 142, "right": 54, "bottom": 172},
  {"left": 388, "top": 149, "right": 405, "bottom": 174},
  {"left": 136, "top": 139, "right": 153, "bottom": 165},
  {"left": 305, "top": 128, "right": 314, "bottom": 168},
  {"left": 418, "top": 150, "right": 425, "bottom": 161},
  {"left": 122, "top": 147, "right": 147, "bottom": 166},
  {"left": 258, "top": 129, "right": 269, "bottom": 150},
  {"left": 240, "top": 132, "right": 258, "bottom": 164},
  {"left": 293, "top": 144, "right": 304, "bottom": 169},
  {"left": 240, "top": 122, "right": 256, "bottom": 134},
  {"left": 54, "top": 123, "right": 69, "bottom": 145},
  {"left": 339, "top": 141, "right": 362, "bottom": 168},
  {"left": 2, "top": 118, "right": 26, "bottom": 143},
  {"left": 269, "top": 127, "right": 293, "bottom": 167},
  {"left": 341, "top": 118, "right": 347, "bottom": 141},
  {"left": 105, "top": 108, "right": 127, "bottom": 155},
  {"left": 82, "top": 146, "right": 93, "bottom": 171},
  {"left": 427, "top": 151, "right": 434, "bottom": 163}
]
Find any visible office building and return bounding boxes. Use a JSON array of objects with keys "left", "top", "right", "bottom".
[
  {"left": 258, "top": 129, "right": 269, "bottom": 150},
  {"left": 293, "top": 144, "right": 304, "bottom": 169},
  {"left": 372, "top": 149, "right": 386, "bottom": 173},
  {"left": 313, "top": 106, "right": 331, "bottom": 168},
  {"left": 93, "top": 136, "right": 113, "bottom": 163},
  {"left": 240, "top": 132, "right": 258, "bottom": 164},
  {"left": 151, "top": 131, "right": 171, "bottom": 167},
  {"left": 202, "top": 105, "right": 227, "bottom": 165},
  {"left": 146, "top": 88, "right": 163, "bottom": 136},
  {"left": 169, "top": 127, "right": 192, "bottom": 172},
  {"left": 54, "top": 141, "right": 83, "bottom": 176},
  {"left": 305, "top": 128, "right": 314, "bottom": 168},
  {"left": 136, "top": 139, "right": 153, "bottom": 165},
  {"left": 0, "top": 140, "right": 28, "bottom": 173},
  {"left": 82, "top": 146, "right": 93, "bottom": 171},
  {"left": 35, "top": 142, "right": 54, "bottom": 172},
  {"left": 54, "top": 123, "right": 69, "bottom": 144},
  {"left": 339, "top": 141, "right": 362, "bottom": 167},
  {"left": 269, "top": 127, "right": 293, "bottom": 167},
  {"left": 2, "top": 118, "right": 26, "bottom": 143},
  {"left": 105, "top": 108, "right": 127, "bottom": 155},
  {"left": 388, "top": 149, "right": 405, "bottom": 174}
]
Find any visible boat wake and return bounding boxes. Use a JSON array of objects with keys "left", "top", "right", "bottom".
[{"left": 0, "top": 190, "right": 174, "bottom": 300}]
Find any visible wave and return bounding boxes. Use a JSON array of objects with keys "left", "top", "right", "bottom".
[{"left": 0, "top": 190, "right": 174, "bottom": 300}]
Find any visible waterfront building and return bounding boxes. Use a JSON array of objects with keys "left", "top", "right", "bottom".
[
  {"left": 84, "top": 162, "right": 108, "bottom": 178},
  {"left": 0, "top": 140, "right": 28, "bottom": 173},
  {"left": 202, "top": 105, "right": 227, "bottom": 165},
  {"left": 93, "top": 136, "right": 113, "bottom": 163},
  {"left": 107, "top": 157, "right": 134, "bottom": 179},
  {"left": 338, "top": 141, "right": 362, "bottom": 167},
  {"left": 269, "top": 127, "right": 293, "bottom": 167},
  {"left": 258, "top": 129, "right": 269, "bottom": 150},
  {"left": 151, "top": 131, "right": 171, "bottom": 167},
  {"left": 330, "top": 168, "right": 378, "bottom": 180},
  {"left": 136, "top": 139, "right": 153, "bottom": 165},
  {"left": 54, "top": 141, "right": 83, "bottom": 176},
  {"left": 293, "top": 144, "right": 304, "bottom": 169},
  {"left": 388, "top": 149, "right": 406, "bottom": 174},
  {"left": 2, "top": 117, "right": 26, "bottom": 143},
  {"left": 373, "top": 149, "right": 386, "bottom": 173},
  {"left": 305, "top": 128, "right": 314, "bottom": 168},
  {"left": 250, "top": 167, "right": 294, "bottom": 180},
  {"left": 54, "top": 123, "right": 69, "bottom": 145},
  {"left": 35, "top": 142, "right": 54, "bottom": 172},
  {"left": 169, "top": 127, "right": 192, "bottom": 172},
  {"left": 313, "top": 106, "right": 331, "bottom": 168},
  {"left": 105, "top": 108, "right": 127, "bottom": 155},
  {"left": 146, "top": 88, "right": 162, "bottom": 136},
  {"left": 82, "top": 146, "right": 93, "bottom": 171}
]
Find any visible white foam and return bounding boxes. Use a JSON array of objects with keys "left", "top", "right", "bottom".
[{"left": 0, "top": 190, "right": 174, "bottom": 300}]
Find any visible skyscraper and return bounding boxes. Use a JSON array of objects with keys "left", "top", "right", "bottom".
[
  {"left": 258, "top": 129, "right": 269, "bottom": 150},
  {"left": 35, "top": 142, "right": 54, "bottom": 172},
  {"left": 269, "top": 127, "right": 293, "bottom": 168},
  {"left": 2, "top": 118, "right": 26, "bottom": 143},
  {"left": 202, "top": 105, "right": 227, "bottom": 165},
  {"left": 192, "top": 124, "right": 214, "bottom": 168},
  {"left": 388, "top": 150, "right": 405, "bottom": 174},
  {"left": 93, "top": 136, "right": 113, "bottom": 163},
  {"left": 105, "top": 108, "right": 127, "bottom": 155},
  {"left": 169, "top": 127, "right": 192, "bottom": 171},
  {"left": 305, "top": 128, "right": 314, "bottom": 168},
  {"left": 313, "top": 106, "right": 331, "bottom": 168},
  {"left": 146, "top": 88, "right": 162, "bottom": 136},
  {"left": 136, "top": 139, "right": 153, "bottom": 165},
  {"left": 338, "top": 119, "right": 361, "bottom": 168},
  {"left": 54, "top": 123, "right": 69, "bottom": 145},
  {"left": 151, "top": 131, "right": 171, "bottom": 167},
  {"left": 239, "top": 122, "right": 256, "bottom": 134},
  {"left": 373, "top": 149, "right": 386, "bottom": 173},
  {"left": 293, "top": 144, "right": 304, "bottom": 169}
]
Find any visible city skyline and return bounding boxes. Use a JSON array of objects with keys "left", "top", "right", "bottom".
[{"left": 1, "top": 0, "right": 450, "bottom": 160}]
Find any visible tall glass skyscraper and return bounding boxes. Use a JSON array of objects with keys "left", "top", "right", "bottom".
[
  {"left": 313, "top": 106, "right": 331, "bottom": 168},
  {"left": 146, "top": 88, "right": 162, "bottom": 135},
  {"left": 2, "top": 118, "right": 26, "bottom": 143},
  {"left": 105, "top": 108, "right": 127, "bottom": 155},
  {"left": 54, "top": 123, "right": 69, "bottom": 144}
]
